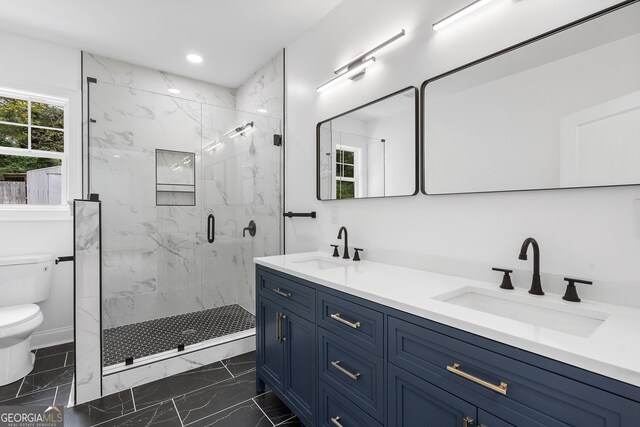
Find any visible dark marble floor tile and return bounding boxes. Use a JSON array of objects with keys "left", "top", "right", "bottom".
[
  {"left": 222, "top": 351, "right": 256, "bottom": 376},
  {"left": 0, "top": 378, "right": 23, "bottom": 403},
  {"left": 187, "top": 399, "right": 271, "bottom": 427},
  {"left": 32, "top": 352, "right": 68, "bottom": 374},
  {"left": 254, "top": 392, "right": 294, "bottom": 425},
  {"left": 64, "top": 390, "right": 135, "bottom": 426},
  {"left": 65, "top": 351, "right": 75, "bottom": 367},
  {"left": 94, "top": 400, "right": 181, "bottom": 427},
  {"left": 36, "top": 342, "right": 74, "bottom": 358},
  {"left": 174, "top": 370, "right": 258, "bottom": 425},
  {"left": 55, "top": 384, "right": 72, "bottom": 407},
  {"left": 19, "top": 365, "right": 74, "bottom": 396},
  {"left": 0, "top": 387, "right": 56, "bottom": 406},
  {"left": 276, "top": 416, "right": 306, "bottom": 426},
  {"left": 133, "top": 361, "right": 232, "bottom": 410}
]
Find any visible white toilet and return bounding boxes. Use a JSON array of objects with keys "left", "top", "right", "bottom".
[{"left": 0, "top": 254, "right": 54, "bottom": 386}]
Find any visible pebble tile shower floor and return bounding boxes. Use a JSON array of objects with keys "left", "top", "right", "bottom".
[{"left": 103, "top": 304, "right": 256, "bottom": 367}]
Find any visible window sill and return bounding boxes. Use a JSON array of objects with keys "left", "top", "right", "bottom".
[{"left": 0, "top": 205, "right": 73, "bottom": 222}]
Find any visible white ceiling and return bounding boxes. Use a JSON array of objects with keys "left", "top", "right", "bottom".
[{"left": 0, "top": 0, "right": 342, "bottom": 88}]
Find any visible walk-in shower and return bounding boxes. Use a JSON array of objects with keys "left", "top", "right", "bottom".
[{"left": 79, "top": 53, "right": 283, "bottom": 395}]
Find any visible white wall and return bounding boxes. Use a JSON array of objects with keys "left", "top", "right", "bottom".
[
  {"left": 365, "top": 110, "right": 415, "bottom": 196},
  {"left": 284, "top": 0, "right": 640, "bottom": 307},
  {"left": 0, "top": 31, "right": 81, "bottom": 347}
]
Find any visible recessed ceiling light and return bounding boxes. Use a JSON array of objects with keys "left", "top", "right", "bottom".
[
  {"left": 168, "top": 88, "right": 181, "bottom": 94},
  {"left": 257, "top": 108, "right": 268, "bottom": 114},
  {"left": 186, "top": 53, "right": 203, "bottom": 63}
]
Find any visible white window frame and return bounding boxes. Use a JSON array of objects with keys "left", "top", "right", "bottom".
[
  {"left": 334, "top": 145, "right": 362, "bottom": 199},
  {"left": 0, "top": 87, "right": 72, "bottom": 217}
]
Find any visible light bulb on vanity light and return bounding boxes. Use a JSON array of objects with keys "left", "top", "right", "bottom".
[{"left": 432, "top": 0, "right": 499, "bottom": 31}]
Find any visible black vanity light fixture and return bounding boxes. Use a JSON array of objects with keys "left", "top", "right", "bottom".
[
  {"left": 317, "top": 29, "right": 406, "bottom": 93},
  {"left": 433, "top": 0, "right": 499, "bottom": 31},
  {"left": 224, "top": 121, "right": 254, "bottom": 139}
]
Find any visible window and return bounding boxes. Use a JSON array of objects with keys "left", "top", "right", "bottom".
[
  {"left": 0, "top": 91, "right": 66, "bottom": 206},
  {"left": 336, "top": 147, "right": 357, "bottom": 199}
]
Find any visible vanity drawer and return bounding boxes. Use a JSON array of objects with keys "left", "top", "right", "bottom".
[
  {"left": 319, "top": 380, "right": 382, "bottom": 427},
  {"left": 258, "top": 268, "right": 315, "bottom": 320},
  {"left": 319, "top": 328, "right": 384, "bottom": 422},
  {"left": 388, "top": 316, "right": 640, "bottom": 426},
  {"left": 318, "top": 291, "right": 383, "bottom": 356}
]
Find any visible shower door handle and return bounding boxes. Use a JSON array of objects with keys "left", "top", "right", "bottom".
[{"left": 207, "top": 214, "right": 215, "bottom": 243}]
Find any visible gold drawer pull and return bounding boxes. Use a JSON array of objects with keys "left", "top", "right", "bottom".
[
  {"left": 330, "top": 416, "right": 344, "bottom": 427},
  {"left": 446, "top": 363, "right": 508, "bottom": 395},
  {"left": 330, "top": 313, "right": 361, "bottom": 329},
  {"left": 463, "top": 416, "right": 475, "bottom": 427},
  {"left": 272, "top": 288, "right": 292, "bottom": 298},
  {"left": 331, "top": 360, "right": 361, "bottom": 381}
]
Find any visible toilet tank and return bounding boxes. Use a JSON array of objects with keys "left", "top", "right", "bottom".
[{"left": 0, "top": 254, "right": 54, "bottom": 307}]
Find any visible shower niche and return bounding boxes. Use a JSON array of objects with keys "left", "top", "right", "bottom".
[{"left": 156, "top": 149, "right": 196, "bottom": 206}]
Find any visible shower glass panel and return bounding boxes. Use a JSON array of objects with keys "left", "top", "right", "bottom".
[{"left": 89, "top": 82, "right": 282, "bottom": 368}]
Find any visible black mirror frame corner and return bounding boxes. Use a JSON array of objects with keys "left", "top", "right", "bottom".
[{"left": 316, "top": 85, "right": 420, "bottom": 202}]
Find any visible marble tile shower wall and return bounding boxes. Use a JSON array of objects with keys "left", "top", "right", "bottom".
[{"left": 83, "top": 53, "right": 282, "bottom": 329}]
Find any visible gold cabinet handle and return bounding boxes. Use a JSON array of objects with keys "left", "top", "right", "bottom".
[
  {"left": 330, "top": 313, "right": 361, "bottom": 329},
  {"left": 447, "top": 363, "right": 508, "bottom": 395},
  {"left": 272, "top": 288, "right": 292, "bottom": 298},
  {"left": 330, "top": 416, "right": 344, "bottom": 427},
  {"left": 331, "top": 360, "right": 361, "bottom": 381},
  {"left": 463, "top": 416, "right": 475, "bottom": 427}
]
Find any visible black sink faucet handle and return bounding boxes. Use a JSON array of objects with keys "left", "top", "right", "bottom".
[
  {"left": 492, "top": 267, "right": 514, "bottom": 290},
  {"left": 353, "top": 248, "right": 364, "bottom": 262},
  {"left": 330, "top": 244, "right": 340, "bottom": 257},
  {"left": 562, "top": 278, "right": 592, "bottom": 302}
]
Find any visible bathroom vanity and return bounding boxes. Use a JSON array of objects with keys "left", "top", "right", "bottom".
[{"left": 255, "top": 253, "right": 640, "bottom": 426}]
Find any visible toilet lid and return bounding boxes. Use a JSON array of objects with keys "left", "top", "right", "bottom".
[{"left": 0, "top": 304, "right": 41, "bottom": 328}]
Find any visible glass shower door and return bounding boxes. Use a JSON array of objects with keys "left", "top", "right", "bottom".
[{"left": 200, "top": 104, "right": 282, "bottom": 324}]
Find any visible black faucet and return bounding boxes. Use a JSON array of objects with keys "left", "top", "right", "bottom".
[
  {"left": 337, "top": 226, "right": 349, "bottom": 259},
  {"left": 518, "top": 237, "right": 544, "bottom": 295}
]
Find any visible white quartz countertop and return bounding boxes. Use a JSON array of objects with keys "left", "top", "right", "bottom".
[{"left": 254, "top": 251, "right": 640, "bottom": 388}]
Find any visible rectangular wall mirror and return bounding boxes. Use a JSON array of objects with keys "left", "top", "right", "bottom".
[
  {"left": 422, "top": 1, "right": 640, "bottom": 195},
  {"left": 317, "top": 86, "right": 418, "bottom": 200}
]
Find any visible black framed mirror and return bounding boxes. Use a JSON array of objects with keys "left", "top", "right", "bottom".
[
  {"left": 421, "top": 0, "right": 640, "bottom": 195},
  {"left": 316, "top": 86, "right": 419, "bottom": 200}
]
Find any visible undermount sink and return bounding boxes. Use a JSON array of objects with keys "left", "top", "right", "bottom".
[
  {"left": 293, "top": 258, "right": 345, "bottom": 270},
  {"left": 435, "top": 287, "right": 608, "bottom": 337}
]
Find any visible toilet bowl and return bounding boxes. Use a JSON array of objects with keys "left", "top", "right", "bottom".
[
  {"left": 0, "top": 304, "right": 44, "bottom": 385},
  {"left": 0, "top": 254, "right": 53, "bottom": 386}
]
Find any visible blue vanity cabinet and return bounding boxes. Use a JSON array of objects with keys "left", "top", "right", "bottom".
[
  {"left": 283, "top": 309, "right": 317, "bottom": 424},
  {"left": 257, "top": 296, "right": 285, "bottom": 390},
  {"left": 256, "top": 267, "right": 317, "bottom": 427},
  {"left": 478, "top": 410, "right": 515, "bottom": 427},
  {"left": 388, "top": 315, "right": 640, "bottom": 426},
  {"left": 388, "top": 363, "right": 477, "bottom": 427},
  {"left": 255, "top": 265, "right": 640, "bottom": 427}
]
